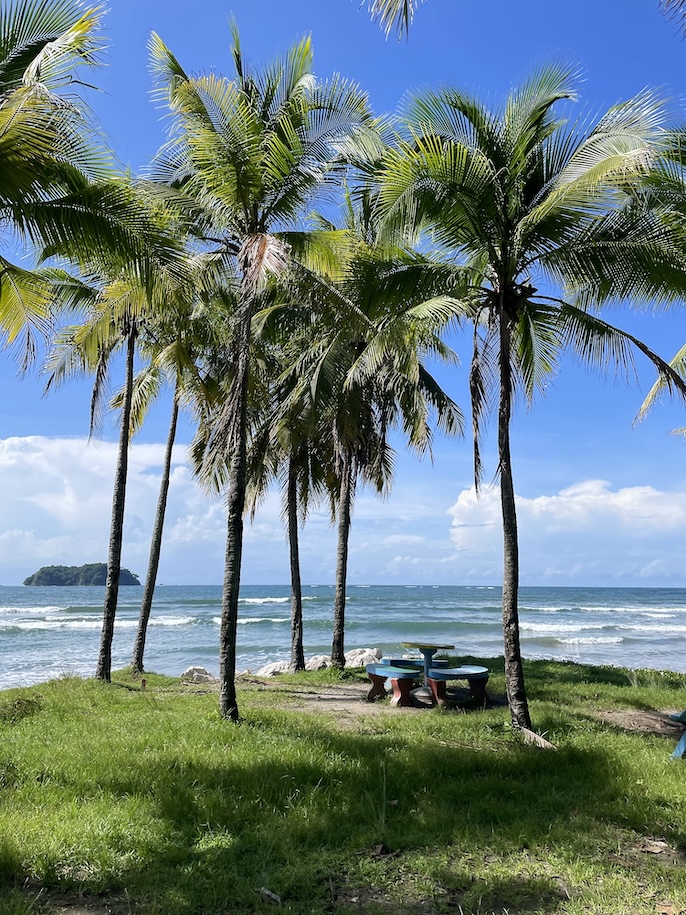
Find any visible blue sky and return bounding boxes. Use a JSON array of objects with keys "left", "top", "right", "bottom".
[{"left": 2, "top": 0, "right": 686, "bottom": 587}]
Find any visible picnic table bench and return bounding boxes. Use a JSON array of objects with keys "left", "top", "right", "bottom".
[
  {"left": 427, "top": 665, "right": 490, "bottom": 706},
  {"left": 365, "top": 663, "right": 419, "bottom": 707}
]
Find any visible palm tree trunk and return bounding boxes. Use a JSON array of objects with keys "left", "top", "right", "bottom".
[
  {"left": 498, "top": 315, "right": 532, "bottom": 730},
  {"left": 130, "top": 393, "right": 179, "bottom": 675},
  {"left": 96, "top": 324, "right": 136, "bottom": 682},
  {"left": 219, "top": 297, "right": 253, "bottom": 721},
  {"left": 287, "top": 456, "right": 305, "bottom": 671},
  {"left": 331, "top": 455, "right": 353, "bottom": 668}
]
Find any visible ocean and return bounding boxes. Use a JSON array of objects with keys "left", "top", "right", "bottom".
[{"left": 0, "top": 583, "right": 685, "bottom": 690}]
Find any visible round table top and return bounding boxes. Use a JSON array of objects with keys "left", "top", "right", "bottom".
[{"left": 400, "top": 641, "right": 454, "bottom": 650}]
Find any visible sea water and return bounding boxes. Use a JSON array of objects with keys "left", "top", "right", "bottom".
[{"left": 0, "top": 583, "right": 685, "bottom": 690}]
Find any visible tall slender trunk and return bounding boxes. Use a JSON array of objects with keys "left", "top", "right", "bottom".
[
  {"left": 498, "top": 315, "right": 532, "bottom": 730},
  {"left": 219, "top": 291, "right": 253, "bottom": 721},
  {"left": 130, "top": 393, "right": 179, "bottom": 675},
  {"left": 287, "top": 456, "right": 305, "bottom": 671},
  {"left": 96, "top": 324, "right": 136, "bottom": 682},
  {"left": 331, "top": 455, "right": 353, "bottom": 668}
]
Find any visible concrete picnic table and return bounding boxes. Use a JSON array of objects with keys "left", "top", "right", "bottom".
[{"left": 400, "top": 641, "right": 454, "bottom": 684}]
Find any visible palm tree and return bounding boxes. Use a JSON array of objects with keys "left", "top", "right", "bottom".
[
  {"left": 636, "top": 341, "right": 686, "bottom": 436},
  {"left": 46, "top": 277, "right": 149, "bottom": 680},
  {"left": 130, "top": 384, "right": 179, "bottom": 676},
  {"left": 0, "top": 2, "right": 173, "bottom": 363},
  {"left": 243, "top": 335, "right": 333, "bottom": 671},
  {"left": 129, "top": 277, "right": 228, "bottom": 675},
  {"left": 45, "top": 236, "right": 190, "bottom": 681},
  {"left": 277, "top": 197, "right": 464, "bottom": 667},
  {"left": 149, "top": 24, "right": 377, "bottom": 719},
  {"left": 377, "top": 66, "right": 686, "bottom": 729},
  {"left": 0, "top": 0, "right": 104, "bottom": 356}
]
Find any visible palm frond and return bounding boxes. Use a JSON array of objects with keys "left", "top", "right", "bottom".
[
  {"left": 366, "top": 0, "right": 425, "bottom": 39},
  {"left": 636, "top": 341, "right": 686, "bottom": 423}
]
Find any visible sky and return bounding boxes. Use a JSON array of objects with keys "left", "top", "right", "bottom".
[{"left": 2, "top": 0, "right": 686, "bottom": 587}]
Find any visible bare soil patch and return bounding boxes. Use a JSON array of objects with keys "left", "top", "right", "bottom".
[
  {"left": 595, "top": 708, "right": 686, "bottom": 737},
  {"left": 236, "top": 675, "right": 506, "bottom": 726}
]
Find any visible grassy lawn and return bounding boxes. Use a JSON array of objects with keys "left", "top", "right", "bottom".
[{"left": 1, "top": 659, "right": 686, "bottom": 914}]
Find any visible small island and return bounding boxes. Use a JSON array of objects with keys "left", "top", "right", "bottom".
[{"left": 24, "top": 564, "right": 141, "bottom": 586}]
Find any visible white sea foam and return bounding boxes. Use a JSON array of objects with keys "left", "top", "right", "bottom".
[
  {"left": 557, "top": 637, "right": 624, "bottom": 646},
  {"left": 1, "top": 615, "right": 195, "bottom": 631},
  {"left": 2, "top": 619, "right": 101, "bottom": 631},
  {"left": 520, "top": 621, "right": 610, "bottom": 633},
  {"left": 149, "top": 615, "right": 194, "bottom": 627},
  {"left": 0, "top": 605, "right": 63, "bottom": 615},
  {"left": 212, "top": 616, "right": 290, "bottom": 625},
  {"left": 240, "top": 597, "right": 289, "bottom": 604}
]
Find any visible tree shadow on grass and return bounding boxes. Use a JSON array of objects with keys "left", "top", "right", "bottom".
[{"left": 9, "top": 714, "right": 635, "bottom": 914}]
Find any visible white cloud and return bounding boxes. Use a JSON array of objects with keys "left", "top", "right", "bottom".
[
  {"left": 3, "top": 436, "right": 686, "bottom": 587},
  {"left": 0, "top": 436, "right": 224, "bottom": 585},
  {"left": 448, "top": 480, "right": 686, "bottom": 585}
]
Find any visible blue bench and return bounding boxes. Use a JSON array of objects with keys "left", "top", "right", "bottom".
[
  {"left": 365, "top": 663, "right": 419, "bottom": 707},
  {"left": 427, "top": 665, "right": 490, "bottom": 706},
  {"left": 669, "top": 711, "right": 686, "bottom": 759}
]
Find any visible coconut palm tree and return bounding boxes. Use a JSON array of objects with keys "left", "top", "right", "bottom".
[
  {"left": 128, "top": 267, "right": 230, "bottom": 675},
  {"left": 276, "top": 195, "right": 465, "bottom": 667},
  {"left": 45, "top": 284, "right": 141, "bottom": 680},
  {"left": 376, "top": 66, "right": 686, "bottom": 729},
  {"left": 245, "top": 414, "right": 330, "bottom": 671},
  {"left": 0, "top": 2, "right": 173, "bottom": 363},
  {"left": 242, "top": 343, "right": 333, "bottom": 671},
  {"left": 44, "top": 227, "right": 191, "bottom": 681},
  {"left": 0, "top": 0, "right": 104, "bottom": 356},
  {"left": 149, "top": 24, "right": 377, "bottom": 719}
]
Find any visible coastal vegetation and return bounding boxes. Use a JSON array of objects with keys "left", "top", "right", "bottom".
[
  {"left": 1, "top": 659, "right": 686, "bottom": 914},
  {"left": 23, "top": 564, "right": 140, "bottom": 586},
  {"left": 4, "top": 0, "right": 686, "bottom": 733}
]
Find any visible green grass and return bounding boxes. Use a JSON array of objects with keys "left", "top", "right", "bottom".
[{"left": 1, "top": 659, "right": 686, "bottom": 914}]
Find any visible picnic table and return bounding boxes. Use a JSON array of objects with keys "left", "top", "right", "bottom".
[
  {"left": 365, "top": 641, "right": 490, "bottom": 708},
  {"left": 400, "top": 641, "right": 454, "bottom": 684}
]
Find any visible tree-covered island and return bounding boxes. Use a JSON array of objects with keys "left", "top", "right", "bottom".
[{"left": 23, "top": 564, "right": 140, "bottom": 586}]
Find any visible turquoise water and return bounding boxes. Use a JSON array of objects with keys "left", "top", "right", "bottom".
[{"left": 1, "top": 583, "right": 685, "bottom": 689}]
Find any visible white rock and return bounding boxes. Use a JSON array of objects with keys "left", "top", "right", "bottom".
[
  {"left": 180, "top": 665, "right": 217, "bottom": 682},
  {"left": 255, "top": 661, "right": 291, "bottom": 677},
  {"left": 305, "top": 654, "right": 331, "bottom": 671},
  {"left": 345, "top": 647, "right": 382, "bottom": 667}
]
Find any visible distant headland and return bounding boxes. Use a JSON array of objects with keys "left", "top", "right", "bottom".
[{"left": 23, "top": 564, "right": 141, "bottom": 586}]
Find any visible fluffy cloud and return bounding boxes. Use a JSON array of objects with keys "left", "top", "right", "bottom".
[
  {"left": 0, "top": 437, "right": 224, "bottom": 584},
  {"left": 448, "top": 480, "right": 686, "bottom": 584},
  {"left": 3, "top": 436, "right": 686, "bottom": 587},
  {"left": 0, "top": 436, "right": 340, "bottom": 585}
]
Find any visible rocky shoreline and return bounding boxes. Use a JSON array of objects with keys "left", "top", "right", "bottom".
[{"left": 180, "top": 647, "right": 383, "bottom": 683}]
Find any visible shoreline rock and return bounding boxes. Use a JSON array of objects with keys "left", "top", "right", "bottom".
[{"left": 233, "top": 647, "right": 383, "bottom": 678}]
